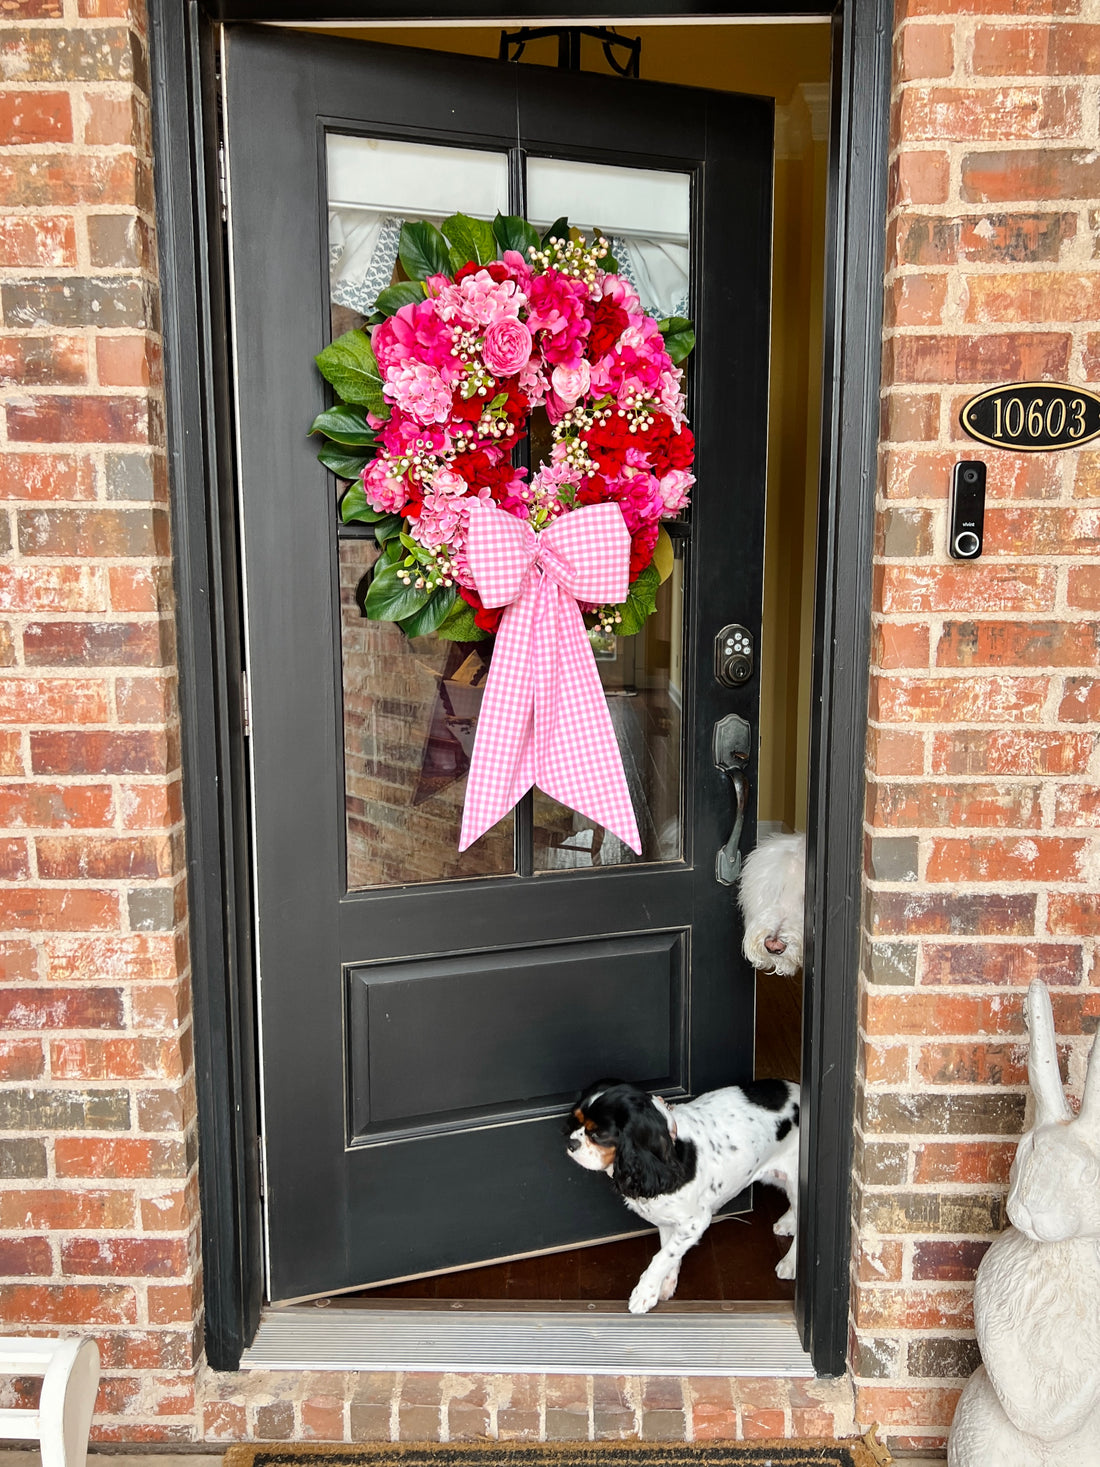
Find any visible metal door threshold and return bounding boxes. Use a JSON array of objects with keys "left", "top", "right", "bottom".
[{"left": 241, "top": 1305, "right": 813, "bottom": 1376}]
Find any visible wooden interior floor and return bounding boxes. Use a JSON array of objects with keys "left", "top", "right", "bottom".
[{"left": 342, "top": 970, "right": 803, "bottom": 1306}]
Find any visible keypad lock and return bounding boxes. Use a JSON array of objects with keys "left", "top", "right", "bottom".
[{"left": 715, "top": 624, "right": 754, "bottom": 687}]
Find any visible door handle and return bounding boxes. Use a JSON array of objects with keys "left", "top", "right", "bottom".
[{"left": 713, "top": 713, "right": 751, "bottom": 886}]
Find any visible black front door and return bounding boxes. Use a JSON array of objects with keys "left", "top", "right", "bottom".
[{"left": 223, "top": 25, "right": 773, "bottom": 1303}]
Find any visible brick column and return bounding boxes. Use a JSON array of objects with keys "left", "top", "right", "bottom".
[
  {"left": 855, "top": 0, "right": 1100, "bottom": 1453},
  {"left": 0, "top": 0, "right": 201, "bottom": 1440}
]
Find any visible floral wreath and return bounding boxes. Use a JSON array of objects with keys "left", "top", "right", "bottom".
[{"left": 311, "top": 212, "right": 695, "bottom": 642}]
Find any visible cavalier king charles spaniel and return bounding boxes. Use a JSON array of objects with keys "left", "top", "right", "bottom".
[{"left": 567, "top": 1077, "right": 800, "bottom": 1313}]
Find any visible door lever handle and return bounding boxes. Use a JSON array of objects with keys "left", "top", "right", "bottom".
[{"left": 713, "top": 713, "right": 751, "bottom": 886}]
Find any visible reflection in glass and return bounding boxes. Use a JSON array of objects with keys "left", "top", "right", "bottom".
[{"left": 328, "top": 136, "right": 513, "bottom": 889}]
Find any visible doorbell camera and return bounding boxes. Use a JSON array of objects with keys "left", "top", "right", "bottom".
[{"left": 949, "top": 461, "right": 986, "bottom": 560}]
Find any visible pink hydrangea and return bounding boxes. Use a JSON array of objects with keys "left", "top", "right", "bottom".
[
  {"left": 435, "top": 269, "right": 524, "bottom": 328},
  {"left": 525, "top": 269, "right": 590, "bottom": 368},
  {"left": 384, "top": 361, "right": 454, "bottom": 425},
  {"left": 658, "top": 468, "right": 694, "bottom": 514},
  {"left": 373, "top": 299, "right": 461, "bottom": 379}
]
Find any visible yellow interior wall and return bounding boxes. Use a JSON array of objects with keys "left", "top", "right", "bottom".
[{"left": 302, "top": 20, "right": 830, "bottom": 832}]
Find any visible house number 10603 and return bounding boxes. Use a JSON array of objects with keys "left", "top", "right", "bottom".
[{"left": 961, "top": 381, "right": 1100, "bottom": 453}]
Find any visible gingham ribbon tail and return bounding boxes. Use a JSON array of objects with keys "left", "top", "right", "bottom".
[{"left": 458, "top": 500, "right": 642, "bottom": 854}]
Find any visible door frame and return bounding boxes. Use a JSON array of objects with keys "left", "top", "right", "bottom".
[{"left": 148, "top": 0, "right": 891, "bottom": 1374}]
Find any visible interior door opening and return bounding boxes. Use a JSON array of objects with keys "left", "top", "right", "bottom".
[{"left": 226, "top": 15, "right": 829, "bottom": 1316}]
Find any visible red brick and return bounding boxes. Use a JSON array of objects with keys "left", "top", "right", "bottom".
[
  {"left": 921, "top": 941, "right": 1081, "bottom": 987},
  {"left": 895, "top": 211, "right": 1077, "bottom": 267},
  {"left": 740, "top": 1410, "right": 786, "bottom": 1438},
  {"left": 7, "top": 395, "right": 153, "bottom": 446},
  {"left": 901, "top": 85, "right": 1078, "bottom": 142},
  {"left": 1060, "top": 678, "right": 1100, "bottom": 723},
  {"left": 37, "top": 834, "right": 173, "bottom": 881},
  {"left": 0, "top": 1189, "right": 134, "bottom": 1231},
  {"left": 881, "top": 391, "right": 940, "bottom": 442},
  {"left": 23, "top": 621, "right": 166, "bottom": 667},
  {"left": 0, "top": 677, "right": 110, "bottom": 725},
  {"left": 874, "top": 622, "right": 930, "bottom": 669},
  {"left": 31, "top": 730, "right": 171, "bottom": 776},
  {"left": 916, "top": 1042, "right": 1028, "bottom": 1086},
  {"left": 889, "top": 332, "right": 1071, "bottom": 384},
  {"left": 18, "top": 507, "right": 168, "bottom": 558},
  {"left": 96, "top": 335, "right": 155, "bottom": 388},
  {"left": 51, "top": 1036, "right": 184, "bottom": 1082},
  {"left": 855, "top": 1288, "right": 973, "bottom": 1332},
  {"left": 931, "top": 729, "right": 1095, "bottom": 775},
  {"left": 0, "top": 154, "right": 147, "bottom": 210},
  {"left": 202, "top": 1402, "right": 248, "bottom": 1441},
  {"left": 904, "top": 0, "right": 1078, "bottom": 12},
  {"left": 83, "top": 93, "right": 139, "bottom": 147},
  {"left": 0, "top": 941, "right": 37, "bottom": 981},
  {"left": 55, "top": 1137, "right": 186, "bottom": 1180},
  {"left": 0, "top": 885, "right": 119, "bottom": 931},
  {"left": 0, "top": 1284, "right": 137, "bottom": 1326},
  {"left": 871, "top": 673, "right": 1048, "bottom": 723},
  {"left": 887, "top": 273, "right": 947, "bottom": 327},
  {"left": 913, "top": 1145, "right": 1015, "bottom": 1189},
  {"left": 1048, "top": 893, "right": 1100, "bottom": 935},
  {"left": 41, "top": 933, "right": 177, "bottom": 983},
  {"left": 857, "top": 1239, "right": 904, "bottom": 1282},
  {"left": 928, "top": 835, "right": 1087, "bottom": 883},
  {"left": 868, "top": 891, "right": 1035, "bottom": 939},
  {"left": 896, "top": 22, "right": 953, "bottom": 79},
  {"left": 0, "top": 836, "right": 30, "bottom": 879},
  {"left": 870, "top": 781, "right": 1040, "bottom": 829},
  {"left": 884, "top": 448, "right": 1060, "bottom": 501},
  {"left": 938, "top": 619, "right": 1100, "bottom": 668},
  {"left": 0, "top": 452, "right": 95, "bottom": 501},
  {"left": 61, "top": 1237, "right": 188, "bottom": 1278},
  {"left": 855, "top": 1385, "right": 961, "bottom": 1431},
  {"left": 0, "top": 1237, "right": 52, "bottom": 1275},
  {"left": 119, "top": 780, "right": 183, "bottom": 831},
  {"left": 0, "top": 731, "right": 24, "bottom": 777},
  {"left": 0, "top": 1038, "right": 45, "bottom": 1080},
  {"left": 868, "top": 728, "right": 925, "bottom": 775},
  {"left": 302, "top": 1395, "right": 346, "bottom": 1441},
  {"left": 962, "top": 148, "right": 1100, "bottom": 203},
  {"left": 0, "top": 91, "right": 72, "bottom": 145},
  {"left": 0, "top": 214, "right": 76, "bottom": 268},
  {"left": 965, "top": 271, "right": 1100, "bottom": 323},
  {"left": 891, "top": 150, "right": 950, "bottom": 205},
  {"left": 1073, "top": 453, "right": 1100, "bottom": 498},
  {"left": 973, "top": 23, "right": 1100, "bottom": 76},
  {"left": 109, "top": 565, "right": 168, "bottom": 613},
  {"left": 0, "top": 783, "right": 113, "bottom": 830},
  {"left": 0, "top": 337, "right": 87, "bottom": 388},
  {"left": 1068, "top": 565, "right": 1100, "bottom": 609},
  {"left": 116, "top": 676, "right": 175, "bottom": 724},
  {"left": 0, "top": 564, "right": 107, "bottom": 612},
  {"left": 0, "top": 987, "right": 123, "bottom": 1029}
]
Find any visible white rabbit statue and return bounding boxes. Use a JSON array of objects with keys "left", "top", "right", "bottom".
[{"left": 947, "top": 979, "right": 1100, "bottom": 1467}]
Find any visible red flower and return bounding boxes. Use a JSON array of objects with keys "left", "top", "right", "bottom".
[
  {"left": 454, "top": 260, "right": 511, "bottom": 285},
  {"left": 458, "top": 584, "right": 503, "bottom": 634},
  {"left": 629, "top": 523, "right": 660, "bottom": 578},
  {"left": 582, "top": 413, "right": 635, "bottom": 473},
  {"left": 588, "top": 297, "right": 630, "bottom": 359}
]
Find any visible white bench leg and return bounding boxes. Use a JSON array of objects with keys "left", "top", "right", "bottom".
[{"left": 37, "top": 1339, "right": 99, "bottom": 1467}]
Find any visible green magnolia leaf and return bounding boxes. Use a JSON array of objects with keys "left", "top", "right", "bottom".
[
  {"left": 320, "top": 445, "right": 373, "bottom": 480},
  {"left": 652, "top": 525, "right": 675, "bottom": 584},
  {"left": 442, "top": 213, "right": 497, "bottom": 267},
  {"left": 541, "top": 216, "right": 570, "bottom": 249},
  {"left": 399, "top": 584, "right": 458, "bottom": 639},
  {"left": 340, "top": 482, "right": 385, "bottom": 524},
  {"left": 436, "top": 596, "right": 489, "bottom": 643},
  {"left": 314, "top": 330, "right": 386, "bottom": 414},
  {"left": 309, "top": 403, "right": 378, "bottom": 447},
  {"left": 658, "top": 316, "right": 696, "bottom": 366},
  {"left": 362, "top": 557, "right": 433, "bottom": 622},
  {"left": 493, "top": 213, "right": 541, "bottom": 259},
  {"left": 374, "top": 281, "right": 426, "bottom": 317},
  {"left": 613, "top": 563, "right": 661, "bottom": 637},
  {"left": 399, "top": 220, "right": 452, "bottom": 281},
  {"left": 373, "top": 513, "right": 404, "bottom": 546}
]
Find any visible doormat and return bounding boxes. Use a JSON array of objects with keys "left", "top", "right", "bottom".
[{"left": 224, "top": 1435, "right": 890, "bottom": 1467}]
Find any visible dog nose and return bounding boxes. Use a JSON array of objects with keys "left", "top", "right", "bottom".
[
  {"left": 764, "top": 936, "right": 787, "bottom": 954},
  {"left": 566, "top": 1136, "right": 580, "bottom": 1152}
]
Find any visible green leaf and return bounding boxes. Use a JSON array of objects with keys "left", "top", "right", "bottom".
[
  {"left": 442, "top": 213, "right": 497, "bottom": 267},
  {"left": 613, "top": 563, "right": 661, "bottom": 637},
  {"left": 362, "top": 557, "right": 433, "bottom": 623},
  {"left": 398, "top": 584, "right": 458, "bottom": 639},
  {"left": 373, "top": 281, "right": 426, "bottom": 317},
  {"left": 658, "top": 316, "right": 696, "bottom": 366},
  {"left": 319, "top": 444, "right": 373, "bottom": 480},
  {"left": 436, "top": 596, "right": 489, "bottom": 643},
  {"left": 373, "top": 513, "right": 404, "bottom": 546},
  {"left": 309, "top": 403, "right": 378, "bottom": 447},
  {"left": 493, "top": 213, "right": 540, "bottom": 259},
  {"left": 592, "top": 230, "right": 618, "bottom": 273},
  {"left": 399, "top": 220, "right": 452, "bottom": 281},
  {"left": 340, "top": 482, "right": 385, "bottom": 524},
  {"left": 652, "top": 525, "right": 674, "bottom": 584},
  {"left": 314, "top": 330, "right": 386, "bottom": 414},
  {"left": 540, "top": 216, "right": 570, "bottom": 249}
]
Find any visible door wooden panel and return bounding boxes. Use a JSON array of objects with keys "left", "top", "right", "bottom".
[{"left": 223, "top": 24, "right": 772, "bottom": 1302}]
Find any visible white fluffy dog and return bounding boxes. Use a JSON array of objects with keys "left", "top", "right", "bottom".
[{"left": 737, "top": 831, "right": 806, "bottom": 976}]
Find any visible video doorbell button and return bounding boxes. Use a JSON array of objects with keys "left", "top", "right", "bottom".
[{"left": 950, "top": 461, "right": 986, "bottom": 560}]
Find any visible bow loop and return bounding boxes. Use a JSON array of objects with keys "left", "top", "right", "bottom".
[{"left": 458, "top": 500, "right": 641, "bottom": 855}]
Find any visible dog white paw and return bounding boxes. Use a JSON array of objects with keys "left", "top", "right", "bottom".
[
  {"left": 629, "top": 1280, "right": 661, "bottom": 1314},
  {"left": 775, "top": 1248, "right": 796, "bottom": 1281},
  {"left": 773, "top": 1208, "right": 796, "bottom": 1237},
  {"left": 658, "top": 1271, "right": 680, "bottom": 1302}
]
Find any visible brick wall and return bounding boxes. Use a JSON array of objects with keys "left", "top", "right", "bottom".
[
  {"left": 856, "top": 0, "right": 1100, "bottom": 1453},
  {"left": 0, "top": 0, "right": 203, "bottom": 1440}
]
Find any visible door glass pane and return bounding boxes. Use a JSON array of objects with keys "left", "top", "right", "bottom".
[
  {"left": 328, "top": 135, "right": 514, "bottom": 889},
  {"left": 525, "top": 158, "right": 692, "bottom": 869}
]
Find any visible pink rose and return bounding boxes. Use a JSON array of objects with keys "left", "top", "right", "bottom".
[
  {"left": 482, "top": 318, "right": 533, "bottom": 377},
  {"left": 550, "top": 360, "right": 591, "bottom": 406}
]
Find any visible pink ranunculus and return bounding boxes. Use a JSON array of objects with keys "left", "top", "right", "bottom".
[
  {"left": 482, "top": 317, "right": 533, "bottom": 378},
  {"left": 361, "top": 458, "right": 409, "bottom": 515},
  {"left": 430, "top": 466, "right": 468, "bottom": 498},
  {"left": 550, "top": 360, "right": 591, "bottom": 406},
  {"left": 383, "top": 361, "right": 454, "bottom": 425},
  {"left": 658, "top": 468, "right": 694, "bottom": 514}
]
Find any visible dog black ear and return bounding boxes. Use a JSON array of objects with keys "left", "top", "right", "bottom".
[{"left": 612, "top": 1095, "right": 690, "bottom": 1200}]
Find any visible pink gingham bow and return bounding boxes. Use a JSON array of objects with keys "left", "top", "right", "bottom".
[{"left": 458, "top": 500, "right": 642, "bottom": 854}]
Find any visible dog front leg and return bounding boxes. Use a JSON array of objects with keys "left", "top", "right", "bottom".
[
  {"left": 772, "top": 1173, "right": 799, "bottom": 1280},
  {"left": 628, "top": 1217, "right": 709, "bottom": 1314}
]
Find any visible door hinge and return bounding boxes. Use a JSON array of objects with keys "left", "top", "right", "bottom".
[
  {"left": 217, "top": 140, "right": 228, "bottom": 223},
  {"left": 257, "top": 1142, "right": 266, "bottom": 1199},
  {"left": 241, "top": 668, "right": 252, "bottom": 739}
]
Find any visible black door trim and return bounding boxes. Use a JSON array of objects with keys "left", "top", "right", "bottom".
[{"left": 149, "top": 0, "right": 890, "bottom": 1374}]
